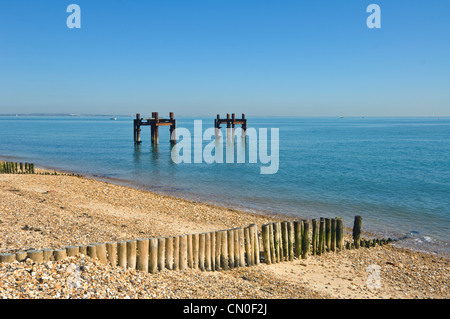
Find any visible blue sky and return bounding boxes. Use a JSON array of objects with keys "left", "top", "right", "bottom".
[{"left": 0, "top": 0, "right": 449, "bottom": 116}]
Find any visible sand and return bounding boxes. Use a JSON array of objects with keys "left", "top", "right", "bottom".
[{"left": 0, "top": 170, "right": 448, "bottom": 299}]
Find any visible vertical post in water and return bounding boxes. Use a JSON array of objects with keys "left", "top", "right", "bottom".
[
  {"left": 134, "top": 114, "right": 141, "bottom": 144},
  {"left": 170, "top": 112, "right": 177, "bottom": 144},
  {"left": 353, "top": 216, "right": 362, "bottom": 249},
  {"left": 302, "top": 220, "right": 310, "bottom": 259}
]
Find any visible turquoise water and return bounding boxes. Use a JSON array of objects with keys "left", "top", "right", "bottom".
[{"left": 1, "top": 116, "right": 449, "bottom": 256}]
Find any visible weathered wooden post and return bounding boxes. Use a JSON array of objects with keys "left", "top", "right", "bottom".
[
  {"left": 106, "top": 242, "right": 117, "bottom": 266},
  {"left": 302, "top": 220, "right": 310, "bottom": 259},
  {"left": 66, "top": 246, "right": 79, "bottom": 257},
  {"left": 269, "top": 223, "right": 276, "bottom": 263},
  {"left": 54, "top": 249, "right": 67, "bottom": 261},
  {"left": 126, "top": 240, "right": 137, "bottom": 269},
  {"left": 193, "top": 233, "right": 199, "bottom": 270},
  {"left": 27, "top": 250, "right": 43, "bottom": 263},
  {"left": 227, "top": 229, "right": 235, "bottom": 268},
  {"left": 210, "top": 232, "right": 216, "bottom": 270},
  {"left": 273, "top": 222, "right": 281, "bottom": 262},
  {"left": 312, "top": 219, "right": 318, "bottom": 255},
  {"left": 170, "top": 112, "right": 177, "bottom": 144},
  {"left": 336, "top": 217, "right": 344, "bottom": 251},
  {"left": 16, "top": 251, "right": 28, "bottom": 262},
  {"left": 173, "top": 236, "right": 180, "bottom": 271},
  {"left": 294, "top": 220, "right": 303, "bottom": 259},
  {"left": 288, "top": 221, "right": 295, "bottom": 261},
  {"left": 87, "top": 245, "right": 97, "bottom": 260},
  {"left": 325, "top": 218, "right": 331, "bottom": 252},
  {"left": 117, "top": 241, "right": 127, "bottom": 268},
  {"left": 215, "top": 231, "right": 221, "bottom": 270},
  {"left": 331, "top": 218, "right": 336, "bottom": 252},
  {"left": 221, "top": 230, "right": 229, "bottom": 270},
  {"left": 205, "top": 233, "right": 212, "bottom": 271},
  {"left": 261, "top": 224, "right": 271, "bottom": 265},
  {"left": 244, "top": 227, "right": 252, "bottom": 266},
  {"left": 158, "top": 237, "right": 166, "bottom": 271},
  {"left": 165, "top": 237, "right": 174, "bottom": 270},
  {"left": 187, "top": 234, "right": 193, "bottom": 268},
  {"left": 352, "top": 216, "right": 362, "bottom": 249},
  {"left": 180, "top": 235, "right": 188, "bottom": 271},
  {"left": 0, "top": 253, "right": 16, "bottom": 263},
  {"left": 318, "top": 218, "right": 325, "bottom": 255},
  {"left": 238, "top": 228, "right": 246, "bottom": 267},
  {"left": 149, "top": 238, "right": 158, "bottom": 274},
  {"left": 137, "top": 239, "right": 149, "bottom": 272}
]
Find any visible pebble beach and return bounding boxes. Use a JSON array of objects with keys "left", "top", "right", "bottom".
[{"left": 0, "top": 170, "right": 448, "bottom": 299}]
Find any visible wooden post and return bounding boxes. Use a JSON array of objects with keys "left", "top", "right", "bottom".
[
  {"left": 79, "top": 245, "right": 87, "bottom": 256},
  {"left": 302, "top": 220, "right": 310, "bottom": 259},
  {"left": 137, "top": 239, "right": 149, "bottom": 272},
  {"left": 42, "top": 249, "right": 54, "bottom": 261},
  {"left": 336, "top": 217, "right": 344, "bottom": 251},
  {"left": 261, "top": 224, "right": 271, "bottom": 265},
  {"left": 193, "top": 233, "right": 199, "bottom": 270},
  {"left": 210, "top": 232, "right": 216, "bottom": 270},
  {"left": 238, "top": 228, "right": 246, "bottom": 267},
  {"left": 95, "top": 243, "right": 108, "bottom": 264},
  {"left": 294, "top": 221, "right": 303, "bottom": 259},
  {"left": 215, "top": 231, "right": 221, "bottom": 270},
  {"left": 180, "top": 235, "right": 188, "bottom": 270},
  {"left": 288, "top": 221, "right": 295, "bottom": 261},
  {"left": 117, "top": 241, "right": 127, "bottom": 268},
  {"left": 149, "top": 238, "right": 158, "bottom": 274},
  {"left": 312, "top": 219, "right": 318, "bottom": 255},
  {"left": 352, "top": 216, "right": 362, "bottom": 249},
  {"left": 0, "top": 253, "right": 16, "bottom": 263},
  {"left": 227, "top": 229, "right": 235, "bottom": 269},
  {"left": 87, "top": 245, "right": 97, "bottom": 260},
  {"left": 54, "top": 249, "right": 67, "bottom": 261},
  {"left": 269, "top": 223, "right": 276, "bottom": 263},
  {"left": 281, "top": 222, "right": 288, "bottom": 261},
  {"left": 244, "top": 227, "right": 252, "bottom": 266},
  {"left": 199, "top": 233, "right": 206, "bottom": 271},
  {"left": 325, "top": 218, "right": 331, "bottom": 252},
  {"left": 205, "top": 233, "right": 212, "bottom": 271},
  {"left": 251, "top": 224, "right": 260, "bottom": 265},
  {"left": 66, "top": 246, "right": 79, "bottom": 257},
  {"left": 187, "top": 234, "right": 193, "bottom": 268},
  {"left": 126, "top": 240, "right": 137, "bottom": 269},
  {"left": 106, "top": 242, "right": 117, "bottom": 266},
  {"left": 15, "top": 251, "right": 28, "bottom": 262},
  {"left": 27, "top": 250, "right": 43, "bottom": 263},
  {"left": 173, "top": 236, "right": 180, "bottom": 271},
  {"left": 331, "top": 218, "right": 336, "bottom": 252},
  {"left": 221, "top": 230, "right": 229, "bottom": 270},
  {"left": 165, "top": 237, "right": 174, "bottom": 270},
  {"left": 318, "top": 218, "right": 325, "bottom": 255},
  {"left": 158, "top": 238, "right": 166, "bottom": 271}
]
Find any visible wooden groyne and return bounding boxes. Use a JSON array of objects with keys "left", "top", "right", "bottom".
[
  {"left": 0, "top": 216, "right": 393, "bottom": 271},
  {"left": 0, "top": 161, "right": 35, "bottom": 174}
]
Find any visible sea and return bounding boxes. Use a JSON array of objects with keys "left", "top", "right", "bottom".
[{"left": 0, "top": 115, "right": 449, "bottom": 257}]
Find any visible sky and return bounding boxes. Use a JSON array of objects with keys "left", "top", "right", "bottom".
[{"left": 0, "top": 0, "right": 449, "bottom": 117}]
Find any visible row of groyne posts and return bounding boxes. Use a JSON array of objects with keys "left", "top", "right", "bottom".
[
  {"left": 133, "top": 112, "right": 247, "bottom": 144},
  {"left": 0, "top": 161, "right": 35, "bottom": 174},
  {"left": 0, "top": 216, "right": 393, "bottom": 272}
]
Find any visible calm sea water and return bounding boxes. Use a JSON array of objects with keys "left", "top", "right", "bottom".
[{"left": 1, "top": 116, "right": 449, "bottom": 256}]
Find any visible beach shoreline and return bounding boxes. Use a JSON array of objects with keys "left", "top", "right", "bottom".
[{"left": 0, "top": 167, "right": 449, "bottom": 299}]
